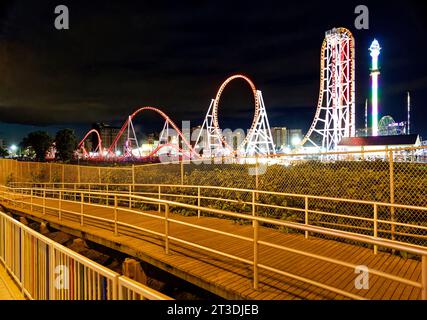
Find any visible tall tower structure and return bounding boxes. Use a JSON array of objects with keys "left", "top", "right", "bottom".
[
  {"left": 369, "top": 39, "right": 381, "bottom": 137},
  {"left": 298, "top": 27, "right": 356, "bottom": 151}
]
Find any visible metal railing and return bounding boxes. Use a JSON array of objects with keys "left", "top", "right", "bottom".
[
  {"left": 1, "top": 185, "right": 427, "bottom": 300},
  {"left": 0, "top": 210, "right": 172, "bottom": 300},
  {"left": 8, "top": 181, "right": 427, "bottom": 249}
]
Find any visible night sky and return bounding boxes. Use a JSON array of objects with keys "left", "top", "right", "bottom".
[{"left": 0, "top": 0, "right": 426, "bottom": 145}]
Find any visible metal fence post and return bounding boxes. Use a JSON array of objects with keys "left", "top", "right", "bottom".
[
  {"left": 20, "top": 228, "right": 25, "bottom": 291},
  {"left": 58, "top": 191, "right": 62, "bottom": 221},
  {"left": 197, "top": 186, "right": 201, "bottom": 219},
  {"left": 61, "top": 165, "right": 65, "bottom": 189},
  {"left": 165, "top": 204, "right": 169, "bottom": 255},
  {"left": 305, "top": 196, "right": 309, "bottom": 239},
  {"left": 255, "top": 156, "right": 259, "bottom": 193},
  {"left": 374, "top": 203, "right": 378, "bottom": 255},
  {"left": 49, "top": 246, "right": 55, "bottom": 300},
  {"left": 43, "top": 189, "right": 46, "bottom": 215},
  {"left": 30, "top": 189, "right": 33, "bottom": 212},
  {"left": 252, "top": 191, "right": 256, "bottom": 227},
  {"left": 132, "top": 164, "right": 135, "bottom": 187},
  {"left": 128, "top": 185, "right": 132, "bottom": 208},
  {"left": 114, "top": 195, "right": 118, "bottom": 236},
  {"left": 180, "top": 160, "right": 184, "bottom": 186},
  {"left": 158, "top": 185, "right": 161, "bottom": 212},
  {"left": 78, "top": 165, "right": 81, "bottom": 185},
  {"left": 253, "top": 219, "right": 259, "bottom": 290},
  {"left": 80, "top": 192, "right": 84, "bottom": 226},
  {"left": 389, "top": 149, "right": 395, "bottom": 242}
]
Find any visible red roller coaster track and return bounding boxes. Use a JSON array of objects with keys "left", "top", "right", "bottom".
[
  {"left": 78, "top": 129, "right": 103, "bottom": 158},
  {"left": 107, "top": 106, "right": 195, "bottom": 156}
]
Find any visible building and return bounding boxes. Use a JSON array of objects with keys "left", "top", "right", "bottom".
[
  {"left": 338, "top": 134, "right": 421, "bottom": 151},
  {"left": 288, "top": 129, "right": 303, "bottom": 147},
  {"left": 270, "top": 127, "right": 287, "bottom": 150},
  {"left": 91, "top": 123, "right": 126, "bottom": 153}
]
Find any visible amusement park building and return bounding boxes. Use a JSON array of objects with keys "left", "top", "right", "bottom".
[{"left": 338, "top": 134, "right": 421, "bottom": 151}]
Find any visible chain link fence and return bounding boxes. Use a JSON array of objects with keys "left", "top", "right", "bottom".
[{"left": 1, "top": 146, "right": 426, "bottom": 247}]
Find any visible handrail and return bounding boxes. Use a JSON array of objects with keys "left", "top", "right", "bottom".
[
  {"left": 0, "top": 209, "right": 172, "bottom": 300},
  {"left": 9, "top": 181, "right": 427, "bottom": 211},
  {"left": 7, "top": 182, "right": 427, "bottom": 248},
  {"left": 1, "top": 185, "right": 426, "bottom": 300}
]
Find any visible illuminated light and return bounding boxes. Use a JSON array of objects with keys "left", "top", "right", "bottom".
[
  {"left": 212, "top": 75, "right": 259, "bottom": 153},
  {"left": 10, "top": 145, "right": 17, "bottom": 152},
  {"left": 369, "top": 39, "right": 381, "bottom": 137},
  {"left": 115, "top": 150, "right": 121, "bottom": 156},
  {"left": 291, "top": 136, "right": 302, "bottom": 146}
]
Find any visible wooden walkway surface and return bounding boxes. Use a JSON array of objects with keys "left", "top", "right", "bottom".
[
  {"left": 0, "top": 263, "right": 25, "bottom": 300},
  {"left": 0, "top": 195, "right": 423, "bottom": 300}
]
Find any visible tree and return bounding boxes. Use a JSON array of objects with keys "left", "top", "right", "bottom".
[
  {"left": 21, "top": 131, "right": 53, "bottom": 161},
  {"left": 55, "top": 128, "right": 78, "bottom": 162},
  {"left": 0, "top": 146, "right": 9, "bottom": 158}
]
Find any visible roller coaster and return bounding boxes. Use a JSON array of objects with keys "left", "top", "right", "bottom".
[{"left": 77, "top": 27, "right": 356, "bottom": 160}]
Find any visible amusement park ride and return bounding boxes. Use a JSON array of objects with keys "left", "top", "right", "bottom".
[{"left": 77, "top": 27, "right": 357, "bottom": 161}]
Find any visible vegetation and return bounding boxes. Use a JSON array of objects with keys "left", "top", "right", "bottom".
[
  {"left": 21, "top": 131, "right": 53, "bottom": 161},
  {"left": 0, "top": 146, "right": 8, "bottom": 158},
  {"left": 55, "top": 128, "right": 78, "bottom": 162}
]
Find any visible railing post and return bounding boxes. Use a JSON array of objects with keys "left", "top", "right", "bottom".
[
  {"left": 30, "top": 189, "right": 33, "bottom": 212},
  {"left": 129, "top": 185, "right": 132, "bottom": 208},
  {"left": 422, "top": 255, "right": 427, "bottom": 300},
  {"left": 374, "top": 203, "right": 378, "bottom": 255},
  {"left": 114, "top": 195, "right": 118, "bottom": 236},
  {"left": 165, "top": 204, "right": 169, "bottom": 255},
  {"left": 389, "top": 149, "right": 395, "bottom": 242},
  {"left": 255, "top": 156, "right": 259, "bottom": 194},
  {"left": 158, "top": 185, "right": 161, "bottom": 213},
  {"left": 305, "top": 196, "right": 309, "bottom": 239},
  {"left": 132, "top": 164, "right": 135, "bottom": 187},
  {"left": 106, "top": 184, "right": 109, "bottom": 205},
  {"left": 58, "top": 191, "right": 62, "bottom": 221},
  {"left": 180, "top": 159, "right": 184, "bottom": 186},
  {"left": 20, "top": 228, "right": 25, "bottom": 293},
  {"left": 253, "top": 219, "right": 259, "bottom": 290},
  {"left": 252, "top": 190, "right": 256, "bottom": 227},
  {"left": 43, "top": 189, "right": 46, "bottom": 215},
  {"left": 197, "top": 186, "right": 201, "bottom": 219},
  {"left": 49, "top": 246, "right": 55, "bottom": 300},
  {"left": 80, "top": 192, "right": 84, "bottom": 226},
  {"left": 78, "top": 165, "right": 81, "bottom": 185},
  {"left": 88, "top": 184, "right": 91, "bottom": 204},
  {"left": 61, "top": 165, "right": 65, "bottom": 190}
]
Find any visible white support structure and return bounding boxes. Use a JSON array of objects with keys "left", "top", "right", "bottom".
[
  {"left": 194, "top": 99, "right": 226, "bottom": 157},
  {"left": 159, "top": 120, "right": 170, "bottom": 145},
  {"left": 300, "top": 28, "right": 355, "bottom": 151},
  {"left": 125, "top": 116, "right": 142, "bottom": 157},
  {"left": 245, "top": 91, "right": 276, "bottom": 156},
  {"left": 196, "top": 75, "right": 276, "bottom": 158}
]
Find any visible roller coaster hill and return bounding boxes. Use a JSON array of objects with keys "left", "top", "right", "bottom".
[{"left": 76, "top": 27, "right": 420, "bottom": 163}]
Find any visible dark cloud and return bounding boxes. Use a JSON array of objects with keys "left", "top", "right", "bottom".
[{"left": 0, "top": 0, "right": 426, "bottom": 142}]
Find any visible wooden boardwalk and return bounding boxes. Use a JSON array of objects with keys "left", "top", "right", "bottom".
[
  {"left": 0, "top": 263, "right": 24, "bottom": 300},
  {"left": 0, "top": 195, "right": 423, "bottom": 300}
]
